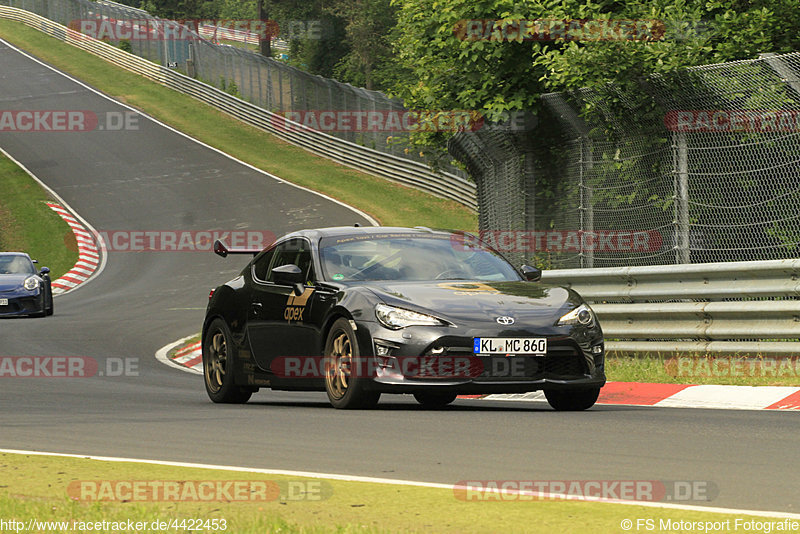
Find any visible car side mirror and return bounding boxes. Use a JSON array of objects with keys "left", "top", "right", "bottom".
[
  {"left": 40, "top": 266, "right": 50, "bottom": 275},
  {"left": 272, "top": 264, "right": 305, "bottom": 295},
  {"left": 520, "top": 265, "right": 541, "bottom": 282}
]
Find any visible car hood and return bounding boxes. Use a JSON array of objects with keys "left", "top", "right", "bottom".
[
  {"left": 365, "top": 281, "right": 578, "bottom": 324},
  {"left": 0, "top": 274, "right": 30, "bottom": 291}
]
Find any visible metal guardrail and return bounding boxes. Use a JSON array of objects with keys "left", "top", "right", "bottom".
[
  {"left": 0, "top": 6, "right": 477, "bottom": 211},
  {"left": 543, "top": 259, "right": 800, "bottom": 355}
]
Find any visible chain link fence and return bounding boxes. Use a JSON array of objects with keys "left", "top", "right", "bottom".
[
  {"left": 1, "top": 0, "right": 467, "bottom": 180},
  {"left": 451, "top": 51, "right": 800, "bottom": 270}
]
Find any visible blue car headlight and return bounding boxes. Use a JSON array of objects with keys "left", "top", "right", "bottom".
[{"left": 23, "top": 276, "right": 39, "bottom": 291}]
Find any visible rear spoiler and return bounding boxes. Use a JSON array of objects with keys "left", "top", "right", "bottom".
[{"left": 213, "top": 239, "right": 261, "bottom": 258}]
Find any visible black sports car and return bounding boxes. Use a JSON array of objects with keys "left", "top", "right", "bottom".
[
  {"left": 0, "top": 252, "right": 53, "bottom": 317},
  {"left": 202, "top": 227, "right": 605, "bottom": 410}
]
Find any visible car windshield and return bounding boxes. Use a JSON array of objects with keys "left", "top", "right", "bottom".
[
  {"left": 0, "top": 255, "right": 35, "bottom": 275},
  {"left": 319, "top": 233, "right": 521, "bottom": 282}
]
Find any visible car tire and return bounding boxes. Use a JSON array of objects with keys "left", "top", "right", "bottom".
[
  {"left": 544, "top": 388, "right": 600, "bottom": 411},
  {"left": 203, "top": 318, "right": 252, "bottom": 404},
  {"left": 324, "top": 318, "right": 380, "bottom": 409},
  {"left": 413, "top": 392, "right": 457, "bottom": 408},
  {"left": 45, "top": 290, "right": 53, "bottom": 316}
]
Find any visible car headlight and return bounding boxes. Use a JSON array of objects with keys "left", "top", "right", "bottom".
[
  {"left": 375, "top": 303, "right": 448, "bottom": 329},
  {"left": 23, "top": 276, "right": 39, "bottom": 291},
  {"left": 557, "top": 304, "right": 594, "bottom": 326}
]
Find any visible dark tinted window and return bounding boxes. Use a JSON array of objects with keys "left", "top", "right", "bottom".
[
  {"left": 267, "top": 239, "right": 314, "bottom": 283},
  {"left": 252, "top": 248, "right": 275, "bottom": 281},
  {"left": 319, "top": 233, "right": 520, "bottom": 282}
]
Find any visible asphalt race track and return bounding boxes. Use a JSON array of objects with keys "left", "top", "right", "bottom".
[{"left": 0, "top": 40, "right": 798, "bottom": 515}]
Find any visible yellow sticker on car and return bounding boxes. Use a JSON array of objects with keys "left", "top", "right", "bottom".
[{"left": 284, "top": 288, "right": 315, "bottom": 322}]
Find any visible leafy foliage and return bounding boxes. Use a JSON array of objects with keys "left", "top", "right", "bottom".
[{"left": 392, "top": 0, "right": 800, "bottom": 149}]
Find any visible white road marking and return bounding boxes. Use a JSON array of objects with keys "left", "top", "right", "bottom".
[
  {"left": 155, "top": 334, "right": 203, "bottom": 375},
  {"left": 655, "top": 385, "right": 800, "bottom": 410}
]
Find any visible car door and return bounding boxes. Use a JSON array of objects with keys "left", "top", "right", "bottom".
[{"left": 246, "top": 238, "right": 319, "bottom": 373}]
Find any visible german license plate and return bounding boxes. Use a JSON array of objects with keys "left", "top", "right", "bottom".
[
  {"left": 0, "top": 299, "right": 7, "bottom": 306},
  {"left": 473, "top": 337, "right": 546, "bottom": 355}
]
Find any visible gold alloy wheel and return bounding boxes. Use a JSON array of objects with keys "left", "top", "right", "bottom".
[
  {"left": 205, "top": 331, "right": 227, "bottom": 393},
  {"left": 325, "top": 330, "right": 353, "bottom": 401}
]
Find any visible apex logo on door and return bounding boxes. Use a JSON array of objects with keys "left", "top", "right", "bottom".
[{"left": 284, "top": 288, "right": 314, "bottom": 322}]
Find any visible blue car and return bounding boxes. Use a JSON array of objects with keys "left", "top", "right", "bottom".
[{"left": 0, "top": 253, "right": 53, "bottom": 317}]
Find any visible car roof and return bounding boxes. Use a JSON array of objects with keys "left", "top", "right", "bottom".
[
  {"left": 0, "top": 252, "right": 32, "bottom": 258},
  {"left": 280, "top": 226, "right": 456, "bottom": 242}
]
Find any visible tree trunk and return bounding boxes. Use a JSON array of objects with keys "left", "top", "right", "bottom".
[{"left": 257, "top": 0, "right": 272, "bottom": 57}]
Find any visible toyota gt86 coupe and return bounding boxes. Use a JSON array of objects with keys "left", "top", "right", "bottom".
[{"left": 202, "top": 226, "right": 605, "bottom": 410}]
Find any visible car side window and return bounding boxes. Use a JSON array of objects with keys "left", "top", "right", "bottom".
[
  {"left": 267, "top": 238, "right": 314, "bottom": 283},
  {"left": 252, "top": 248, "right": 275, "bottom": 282}
]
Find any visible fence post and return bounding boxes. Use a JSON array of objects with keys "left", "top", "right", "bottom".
[
  {"left": 186, "top": 43, "right": 195, "bottom": 78},
  {"left": 580, "top": 137, "right": 595, "bottom": 268},
  {"left": 673, "top": 131, "right": 690, "bottom": 264},
  {"left": 255, "top": 58, "right": 263, "bottom": 106}
]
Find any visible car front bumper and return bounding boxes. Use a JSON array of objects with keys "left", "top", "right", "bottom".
[
  {"left": 0, "top": 291, "right": 45, "bottom": 317},
  {"left": 355, "top": 320, "right": 606, "bottom": 394}
]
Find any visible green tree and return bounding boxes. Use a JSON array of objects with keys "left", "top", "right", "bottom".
[
  {"left": 392, "top": 0, "right": 800, "bottom": 148},
  {"left": 391, "top": 0, "right": 552, "bottom": 155},
  {"left": 142, "top": 0, "right": 219, "bottom": 19},
  {"left": 327, "top": 0, "right": 400, "bottom": 90},
  {"left": 216, "top": 0, "right": 257, "bottom": 19},
  {"left": 263, "top": 1, "right": 349, "bottom": 79}
]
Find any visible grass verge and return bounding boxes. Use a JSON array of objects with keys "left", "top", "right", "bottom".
[
  {"left": 0, "top": 154, "right": 77, "bottom": 278},
  {"left": 0, "top": 452, "right": 780, "bottom": 534},
  {"left": 606, "top": 353, "right": 800, "bottom": 386},
  {"left": 0, "top": 19, "right": 477, "bottom": 232}
]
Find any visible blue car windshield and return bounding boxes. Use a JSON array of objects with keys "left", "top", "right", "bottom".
[
  {"left": 319, "top": 233, "right": 521, "bottom": 282},
  {"left": 0, "top": 255, "right": 35, "bottom": 275}
]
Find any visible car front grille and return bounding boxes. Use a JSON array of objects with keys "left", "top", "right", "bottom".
[
  {"left": 0, "top": 297, "right": 39, "bottom": 314},
  {"left": 423, "top": 342, "right": 587, "bottom": 381},
  {"left": 543, "top": 345, "right": 587, "bottom": 377}
]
